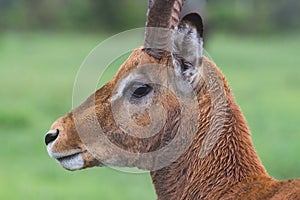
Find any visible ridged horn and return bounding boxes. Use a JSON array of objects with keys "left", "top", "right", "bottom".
[{"left": 144, "top": 0, "right": 185, "bottom": 59}]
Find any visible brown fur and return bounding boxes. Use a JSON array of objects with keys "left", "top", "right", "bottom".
[{"left": 47, "top": 48, "right": 300, "bottom": 199}]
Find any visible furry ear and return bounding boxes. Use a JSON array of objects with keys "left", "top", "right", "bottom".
[{"left": 172, "top": 13, "right": 204, "bottom": 85}]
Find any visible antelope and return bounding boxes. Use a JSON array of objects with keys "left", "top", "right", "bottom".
[{"left": 45, "top": 0, "right": 300, "bottom": 199}]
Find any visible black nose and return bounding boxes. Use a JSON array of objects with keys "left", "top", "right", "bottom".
[{"left": 45, "top": 129, "right": 59, "bottom": 145}]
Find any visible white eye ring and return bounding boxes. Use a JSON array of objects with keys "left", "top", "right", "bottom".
[{"left": 46, "top": 129, "right": 58, "bottom": 135}]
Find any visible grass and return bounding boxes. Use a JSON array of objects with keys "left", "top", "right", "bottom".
[{"left": 0, "top": 31, "right": 300, "bottom": 199}]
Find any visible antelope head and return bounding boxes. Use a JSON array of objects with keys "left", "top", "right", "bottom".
[{"left": 45, "top": 0, "right": 217, "bottom": 171}]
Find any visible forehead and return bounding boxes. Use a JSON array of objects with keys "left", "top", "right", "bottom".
[{"left": 113, "top": 48, "right": 173, "bottom": 80}]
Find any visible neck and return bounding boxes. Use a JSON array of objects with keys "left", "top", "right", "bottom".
[{"left": 150, "top": 59, "right": 268, "bottom": 200}]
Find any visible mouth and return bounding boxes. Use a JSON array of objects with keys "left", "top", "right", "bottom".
[
  {"left": 57, "top": 153, "right": 84, "bottom": 171},
  {"left": 49, "top": 151, "right": 85, "bottom": 171},
  {"left": 56, "top": 152, "right": 81, "bottom": 162}
]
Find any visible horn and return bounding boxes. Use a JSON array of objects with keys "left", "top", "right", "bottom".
[{"left": 144, "top": 0, "right": 185, "bottom": 59}]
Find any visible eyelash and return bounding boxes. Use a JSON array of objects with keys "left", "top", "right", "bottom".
[{"left": 129, "top": 83, "right": 153, "bottom": 99}]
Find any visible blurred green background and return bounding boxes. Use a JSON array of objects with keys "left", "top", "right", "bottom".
[{"left": 1, "top": 0, "right": 300, "bottom": 199}]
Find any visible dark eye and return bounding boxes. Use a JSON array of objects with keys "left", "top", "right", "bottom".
[
  {"left": 181, "top": 59, "right": 192, "bottom": 72},
  {"left": 130, "top": 83, "right": 153, "bottom": 98}
]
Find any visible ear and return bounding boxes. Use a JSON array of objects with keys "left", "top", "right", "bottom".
[{"left": 172, "top": 13, "right": 204, "bottom": 85}]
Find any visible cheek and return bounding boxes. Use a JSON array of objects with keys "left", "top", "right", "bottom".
[
  {"left": 131, "top": 110, "right": 151, "bottom": 127},
  {"left": 81, "top": 151, "right": 101, "bottom": 168}
]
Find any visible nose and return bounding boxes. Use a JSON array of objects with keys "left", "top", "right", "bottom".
[{"left": 45, "top": 129, "right": 59, "bottom": 145}]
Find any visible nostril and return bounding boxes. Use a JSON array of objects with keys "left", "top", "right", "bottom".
[{"left": 45, "top": 129, "right": 59, "bottom": 145}]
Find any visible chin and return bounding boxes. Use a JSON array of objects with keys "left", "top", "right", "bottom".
[{"left": 48, "top": 148, "right": 101, "bottom": 171}]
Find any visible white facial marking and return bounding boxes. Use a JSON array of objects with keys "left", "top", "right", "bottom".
[
  {"left": 110, "top": 73, "right": 144, "bottom": 101},
  {"left": 46, "top": 142, "right": 54, "bottom": 156},
  {"left": 47, "top": 149, "right": 82, "bottom": 159},
  {"left": 47, "top": 129, "right": 58, "bottom": 135},
  {"left": 47, "top": 143, "right": 84, "bottom": 170},
  {"left": 46, "top": 129, "right": 84, "bottom": 170},
  {"left": 57, "top": 153, "right": 84, "bottom": 171},
  {"left": 110, "top": 74, "right": 133, "bottom": 101}
]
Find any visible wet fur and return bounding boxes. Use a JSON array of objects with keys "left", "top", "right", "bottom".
[
  {"left": 49, "top": 49, "right": 300, "bottom": 199},
  {"left": 46, "top": 14, "right": 300, "bottom": 200}
]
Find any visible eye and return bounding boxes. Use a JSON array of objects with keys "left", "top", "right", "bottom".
[
  {"left": 130, "top": 83, "right": 153, "bottom": 98},
  {"left": 181, "top": 59, "right": 192, "bottom": 72}
]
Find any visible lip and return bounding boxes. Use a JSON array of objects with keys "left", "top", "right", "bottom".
[
  {"left": 54, "top": 152, "right": 85, "bottom": 171},
  {"left": 56, "top": 152, "right": 81, "bottom": 161},
  {"left": 48, "top": 150, "right": 84, "bottom": 159}
]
